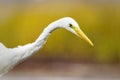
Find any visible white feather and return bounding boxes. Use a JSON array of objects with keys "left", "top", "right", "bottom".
[{"left": 0, "top": 17, "right": 84, "bottom": 76}]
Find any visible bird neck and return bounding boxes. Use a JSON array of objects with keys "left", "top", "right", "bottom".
[
  {"left": 31, "top": 22, "right": 58, "bottom": 53},
  {"left": 34, "top": 22, "right": 57, "bottom": 45},
  {"left": 19, "top": 22, "right": 58, "bottom": 60}
]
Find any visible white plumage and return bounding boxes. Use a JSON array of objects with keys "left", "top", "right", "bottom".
[{"left": 0, "top": 17, "right": 93, "bottom": 76}]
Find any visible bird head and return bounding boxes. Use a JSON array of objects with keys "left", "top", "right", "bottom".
[{"left": 56, "top": 17, "right": 93, "bottom": 46}]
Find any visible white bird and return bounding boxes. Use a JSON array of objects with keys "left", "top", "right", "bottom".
[{"left": 0, "top": 17, "right": 93, "bottom": 76}]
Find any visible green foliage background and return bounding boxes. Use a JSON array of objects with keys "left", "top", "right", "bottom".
[{"left": 0, "top": 0, "right": 120, "bottom": 63}]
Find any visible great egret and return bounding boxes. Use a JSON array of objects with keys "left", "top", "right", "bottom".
[{"left": 0, "top": 17, "right": 93, "bottom": 76}]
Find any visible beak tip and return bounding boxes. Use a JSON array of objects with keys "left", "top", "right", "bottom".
[
  {"left": 91, "top": 43, "right": 94, "bottom": 47},
  {"left": 75, "top": 28, "right": 94, "bottom": 47},
  {"left": 88, "top": 41, "right": 94, "bottom": 47}
]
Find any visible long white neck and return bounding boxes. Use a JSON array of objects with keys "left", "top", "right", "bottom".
[
  {"left": 35, "top": 22, "right": 57, "bottom": 45},
  {"left": 19, "top": 22, "right": 58, "bottom": 60},
  {"left": 0, "top": 22, "right": 58, "bottom": 76}
]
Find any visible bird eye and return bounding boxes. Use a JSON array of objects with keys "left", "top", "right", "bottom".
[{"left": 69, "top": 24, "right": 72, "bottom": 27}]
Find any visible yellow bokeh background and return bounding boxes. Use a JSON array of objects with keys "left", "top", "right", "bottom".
[{"left": 0, "top": 0, "right": 120, "bottom": 63}]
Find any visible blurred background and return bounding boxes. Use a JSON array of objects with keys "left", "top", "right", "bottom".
[{"left": 0, "top": 0, "right": 120, "bottom": 79}]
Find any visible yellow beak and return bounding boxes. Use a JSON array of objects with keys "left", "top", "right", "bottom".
[{"left": 74, "top": 27, "right": 94, "bottom": 46}]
